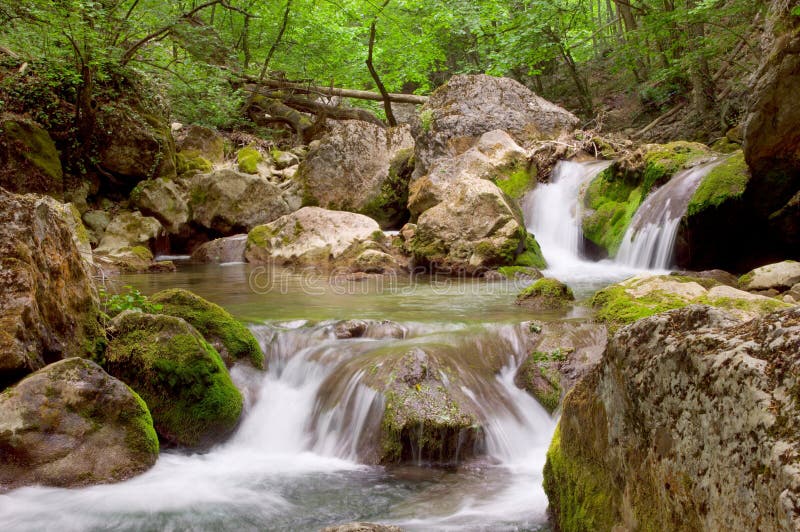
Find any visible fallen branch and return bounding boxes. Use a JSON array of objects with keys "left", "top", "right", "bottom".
[{"left": 238, "top": 74, "right": 427, "bottom": 105}]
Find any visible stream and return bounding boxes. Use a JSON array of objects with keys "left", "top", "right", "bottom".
[{"left": 1, "top": 160, "right": 685, "bottom": 531}]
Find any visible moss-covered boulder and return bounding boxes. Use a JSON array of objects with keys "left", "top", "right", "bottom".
[
  {"left": 514, "top": 352, "right": 562, "bottom": 413},
  {"left": 175, "top": 150, "right": 213, "bottom": 177},
  {"left": 0, "top": 190, "right": 105, "bottom": 389},
  {"left": 236, "top": 146, "right": 264, "bottom": 174},
  {"left": 516, "top": 278, "right": 574, "bottom": 312},
  {"left": 297, "top": 121, "right": 414, "bottom": 229},
  {"left": 592, "top": 274, "right": 790, "bottom": 332},
  {"left": 175, "top": 125, "right": 225, "bottom": 164},
  {"left": 545, "top": 305, "right": 800, "bottom": 530},
  {"left": 581, "top": 141, "right": 710, "bottom": 256},
  {"left": 0, "top": 114, "right": 63, "bottom": 198},
  {"left": 150, "top": 288, "right": 264, "bottom": 369},
  {"left": 189, "top": 169, "right": 292, "bottom": 234},
  {"left": 104, "top": 311, "right": 243, "bottom": 448},
  {"left": 0, "top": 357, "right": 158, "bottom": 490}
]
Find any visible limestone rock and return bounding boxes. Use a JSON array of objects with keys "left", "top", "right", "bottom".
[
  {"left": 544, "top": 305, "right": 800, "bottom": 531},
  {"left": 515, "top": 278, "right": 575, "bottom": 312},
  {"left": 175, "top": 125, "right": 225, "bottom": 163},
  {"left": 104, "top": 311, "right": 243, "bottom": 448},
  {"left": 150, "top": 288, "right": 264, "bottom": 369},
  {"left": 131, "top": 177, "right": 190, "bottom": 234},
  {"left": 82, "top": 209, "right": 111, "bottom": 244},
  {"left": 189, "top": 169, "right": 292, "bottom": 234},
  {"left": 0, "top": 358, "right": 158, "bottom": 490},
  {"left": 96, "top": 211, "right": 163, "bottom": 254},
  {"left": 0, "top": 115, "right": 63, "bottom": 198},
  {"left": 191, "top": 234, "right": 247, "bottom": 263},
  {"left": 297, "top": 121, "right": 414, "bottom": 226},
  {"left": 739, "top": 260, "right": 800, "bottom": 292},
  {"left": 245, "top": 207, "right": 380, "bottom": 268},
  {"left": 0, "top": 189, "right": 104, "bottom": 389},
  {"left": 413, "top": 74, "right": 578, "bottom": 177},
  {"left": 272, "top": 149, "right": 300, "bottom": 169},
  {"left": 321, "top": 524, "right": 401, "bottom": 532}
]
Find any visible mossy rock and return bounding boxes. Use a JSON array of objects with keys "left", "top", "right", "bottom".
[
  {"left": 514, "top": 232, "right": 547, "bottom": 269},
  {"left": 687, "top": 150, "right": 750, "bottom": 217},
  {"left": 497, "top": 265, "right": 543, "bottom": 281},
  {"left": 514, "top": 353, "right": 562, "bottom": 413},
  {"left": 358, "top": 147, "right": 413, "bottom": 229},
  {"left": 237, "top": 146, "right": 263, "bottom": 174},
  {"left": 0, "top": 115, "right": 63, "bottom": 198},
  {"left": 640, "top": 141, "right": 710, "bottom": 193},
  {"left": 104, "top": 311, "right": 243, "bottom": 448},
  {"left": 150, "top": 288, "right": 264, "bottom": 369},
  {"left": 491, "top": 163, "right": 536, "bottom": 200},
  {"left": 176, "top": 150, "right": 213, "bottom": 176},
  {"left": 516, "top": 277, "right": 574, "bottom": 311}
]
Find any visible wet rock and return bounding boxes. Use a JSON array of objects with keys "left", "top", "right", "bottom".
[
  {"left": 189, "top": 169, "right": 292, "bottom": 234},
  {"left": 0, "top": 358, "right": 159, "bottom": 490},
  {"left": 191, "top": 234, "right": 247, "bottom": 263},
  {"left": 104, "top": 311, "right": 243, "bottom": 448},
  {"left": 0, "top": 189, "right": 105, "bottom": 389},
  {"left": 412, "top": 74, "right": 579, "bottom": 178},
  {"left": 739, "top": 260, "right": 800, "bottom": 292},
  {"left": 150, "top": 288, "right": 264, "bottom": 369},
  {"left": 0, "top": 115, "right": 63, "bottom": 198},
  {"left": 497, "top": 266, "right": 543, "bottom": 281},
  {"left": 592, "top": 274, "right": 790, "bottom": 332},
  {"left": 130, "top": 177, "right": 190, "bottom": 235},
  {"left": 245, "top": 207, "right": 381, "bottom": 269},
  {"left": 334, "top": 320, "right": 407, "bottom": 340},
  {"left": 297, "top": 121, "right": 414, "bottom": 228},
  {"left": 515, "top": 278, "right": 574, "bottom": 312},
  {"left": 544, "top": 305, "right": 800, "bottom": 531},
  {"left": 175, "top": 124, "right": 225, "bottom": 163},
  {"left": 320, "top": 523, "right": 402, "bottom": 532}
]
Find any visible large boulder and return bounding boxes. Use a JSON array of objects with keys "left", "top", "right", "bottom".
[
  {"left": 0, "top": 189, "right": 104, "bottom": 389},
  {"left": 544, "top": 305, "right": 800, "bottom": 531},
  {"left": 175, "top": 124, "right": 225, "bottom": 164},
  {"left": 104, "top": 311, "right": 243, "bottom": 448},
  {"left": 0, "top": 358, "right": 159, "bottom": 490},
  {"left": 189, "top": 169, "right": 292, "bottom": 234},
  {"left": 96, "top": 102, "right": 176, "bottom": 187},
  {"left": 0, "top": 115, "right": 63, "bottom": 198},
  {"left": 245, "top": 207, "right": 381, "bottom": 268},
  {"left": 297, "top": 121, "right": 414, "bottom": 228},
  {"left": 592, "top": 274, "right": 790, "bottom": 332},
  {"left": 191, "top": 234, "right": 247, "bottom": 263},
  {"left": 95, "top": 211, "right": 163, "bottom": 254},
  {"left": 131, "top": 177, "right": 191, "bottom": 235},
  {"left": 739, "top": 260, "right": 800, "bottom": 292},
  {"left": 149, "top": 288, "right": 265, "bottom": 369},
  {"left": 412, "top": 74, "right": 579, "bottom": 177}
]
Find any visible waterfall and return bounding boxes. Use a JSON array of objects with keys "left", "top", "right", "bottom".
[
  {"left": 616, "top": 159, "right": 721, "bottom": 269},
  {"left": 522, "top": 159, "right": 612, "bottom": 268}
]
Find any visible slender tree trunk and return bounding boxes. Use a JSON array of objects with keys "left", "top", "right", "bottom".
[
  {"left": 687, "top": 0, "right": 715, "bottom": 114},
  {"left": 366, "top": 0, "right": 397, "bottom": 127}
]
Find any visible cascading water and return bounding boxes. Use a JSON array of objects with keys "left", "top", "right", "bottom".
[
  {"left": 0, "top": 318, "right": 556, "bottom": 531},
  {"left": 615, "top": 159, "right": 721, "bottom": 269}
]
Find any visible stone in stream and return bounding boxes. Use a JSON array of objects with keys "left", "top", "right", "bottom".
[
  {"left": 191, "top": 234, "right": 248, "bottom": 263},
  {"left": 104, "top": 311, "right": 243, "bottom": 449},
  {"left": 320, "top": 524, "right": 402, "bottom": 532},
  {"left": 544, "top": 305, "right": 800, "bottom": 531},
  {"left": 738, "top": 260, "right": 800, "bottom": 293},
  {"left": 0, "top": 189, "right": 105, "bottom": 389},
  {"left": 0, "top": 358, "right": 159, "bottom": 490},
  {"left": 149, "top": 288, "right": 265, "bottom": 369},
  {"left": 515, "top": 277, "right": 574, "bottom": 312}
]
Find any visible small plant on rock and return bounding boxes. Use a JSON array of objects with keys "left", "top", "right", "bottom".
[{"left": 99, "top": 285, "right": 162, "bottom": 317}]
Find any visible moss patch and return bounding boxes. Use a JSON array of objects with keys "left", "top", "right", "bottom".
[
  {"left": 1, "top": 116, "right": 63, "bottom": 197},
  {"left": 687, "top": 150, "right": 749, "bottom": 216},
  {"left": 515, "top": 232, "right": 547, "bottom": 268},
  {"left": 517, "top": 277, "right": 574, "bottom": 311},
  {"left": 359, "top": 147, "right": 413, "bottom": 229},
  {"left": 492, "top": 164, "right": 536, "bottom": 200},
  {"left": 237, "top": 146, "right": 262, "bottom": 174},
  {"left": 176, "top": 150, "right": 213, "bottom": 176},
  {"left": 592, "top": 283, "right": 690, "bottom": 332},
  {"left": 640, "top": 141, "right": 709, "bottom": 195},
  {"left": 150, "top": 288, "right": 264, "bottom": 369}
]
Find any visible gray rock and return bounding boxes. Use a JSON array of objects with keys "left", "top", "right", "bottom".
[{"left": 191, "top": 235, "right": 247, "bottom": 263}]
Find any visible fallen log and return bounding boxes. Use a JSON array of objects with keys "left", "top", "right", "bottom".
[{"left": 238, "top": 74, "right": 428, "bottom": 105}]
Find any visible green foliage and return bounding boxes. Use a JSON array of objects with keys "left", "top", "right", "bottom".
[{"left": 99, "top": 285, "right": 162, "bottom": 317}]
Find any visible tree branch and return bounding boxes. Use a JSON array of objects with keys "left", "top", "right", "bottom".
[
  {"left": 366, "top": 0, "right": 397, "bottom": 126},
  {"left": 259, "top": 0, "right": 292, "bottom": 82}
]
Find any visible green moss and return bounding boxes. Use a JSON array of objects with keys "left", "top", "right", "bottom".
[
  {"left": 582, "top": 167, "right": 643, "bottom": 256},
  {"left": 3, "top": 119, "right": 63, "bottom": 182},
  {"left": 687, "top": 151, "right": 749, "bottom": 216},
  {"left": 738, "top": 271, "right": 755, "bottom": 288},
  {"left": 641, "top": 141, "right": 709, "bottom": 195},
  {"left": 497, "top": 265, "right": 541, "bottom": 280},
  {"left": 419, "top": 109, "right": 434, "bottom": 132},
  {"left": 130, "top": 245, "right": 153, "bottom": 261},
  {"left": 247, "top": 224, "right": 275, "bottom": 249},
  {"left": 359, "top": 148, "right": 413, "bottom": 228},
  {"left": 150, "top": 288, "right": 265, "bottom": 369},
  {"left": 699, "top": 294, "right": 789, "bottom": 314},
  {"left": 492, "top": 164, "right": 536, "bottom": 200},
  {"left": 176, "top": 150, "right": 213, "bottom": 176},
  {"left": 237, "top": 146, "right": 262, "bottom": 174},
  {"left": 520, "top": 278, "right": 574, "bottom": 299},
  {"left": 592, "top": 283, "right": 688, "bottom": 332},
  {"left": 543, "top": 424, "right": 621, "bottom": 532},
  {"left": 124, "top": 387, "right": 160, "bottom": 456},
  {"left": 104, "top": 312, "right": 243, "bottom": 448},
  {"left": 516, "top": 355, "right": 562, "bottom": 413},
  {"left": 515, "top": 233, "right": 547, "bottom": 268}
]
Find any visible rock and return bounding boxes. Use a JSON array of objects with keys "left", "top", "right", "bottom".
[
  {"left": 333, "top": 320, "right": 406, "bottom": 340},
  {"left": 412, "top": 74, "right": 579, "bottom": 177},
  {"left": 497, "top": 266, "right": 543, "bottom": 281},
  {"left": 297, "top": 121, "right": 414, "bottom": 228},
  {"left": 104, "top": 311, "right": 243, "bottom": 448},
  {"left": 272, "top": 149, "right": 300, "bottom": 169},
  {"left": 320, "top": 523, "right": 402, "bottom": 532},
  {"left": 38, "top": 197, "right": 93, "bottom": 266},
  {"left": 671, "top": 269, "right": 739, "bottom": 288},
  {"left": 82, "top": 209, "right": 111, "bottom": 244},
  {"left": 191, "top": 234, "right": 247, "bottom": 263},
  {"left": 175, "top": 125, "right": 225, "bottom": 163},
  {"left": 176, "top": 150, "right": 213, "bottom": 177},
  {"left": 189, "top": 169, "right": 292, "bottom": 234},
  {"left": 593, "top": 274, "right": 791, "bottom": 332},
  {"left": 130, "top": 177, "right": 190, "bottom": 235},
  {"left": 0, "top": 115, "right": 63, "bottom": 198},
  {"left": 0, "top": 190, "right": 104, "bottom": 389},
  {"left": 739, "top": 260, "right": 800, "bottom": 292},
  {"left": 515, "top": 278, "right": 574, "bottom": 312},
  {"left": 544, "top": 305, "right": 800, "bottom": 531},
  {"left": 94, "top": 246, "right": 175, "bottom": 274},
  {"left": 245, "top": 207, "right": 381, "bottom": 268},
  {"left": 408, "top": 178, "right": 541, "bottom": 274},
  {"left": 236, "top": 146, "right": 265, "bottom": 175},
  {"left": 351, "top": 248, "right": 407, "bottom": 274},
  {"left": 149, "top": 288, "right": 264, "bottom": 369},
  {"left": 96, "top": 102, "right": 176, "bottom": 186},
  {"left": 96, "top": 211, "right": 163, "bottom": 254},
  {"left": 0, "top": 358, "right": 158, "bottom": 490},
  {"left": 63, "top": 180, "right": 91, "bottom": 214}
]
